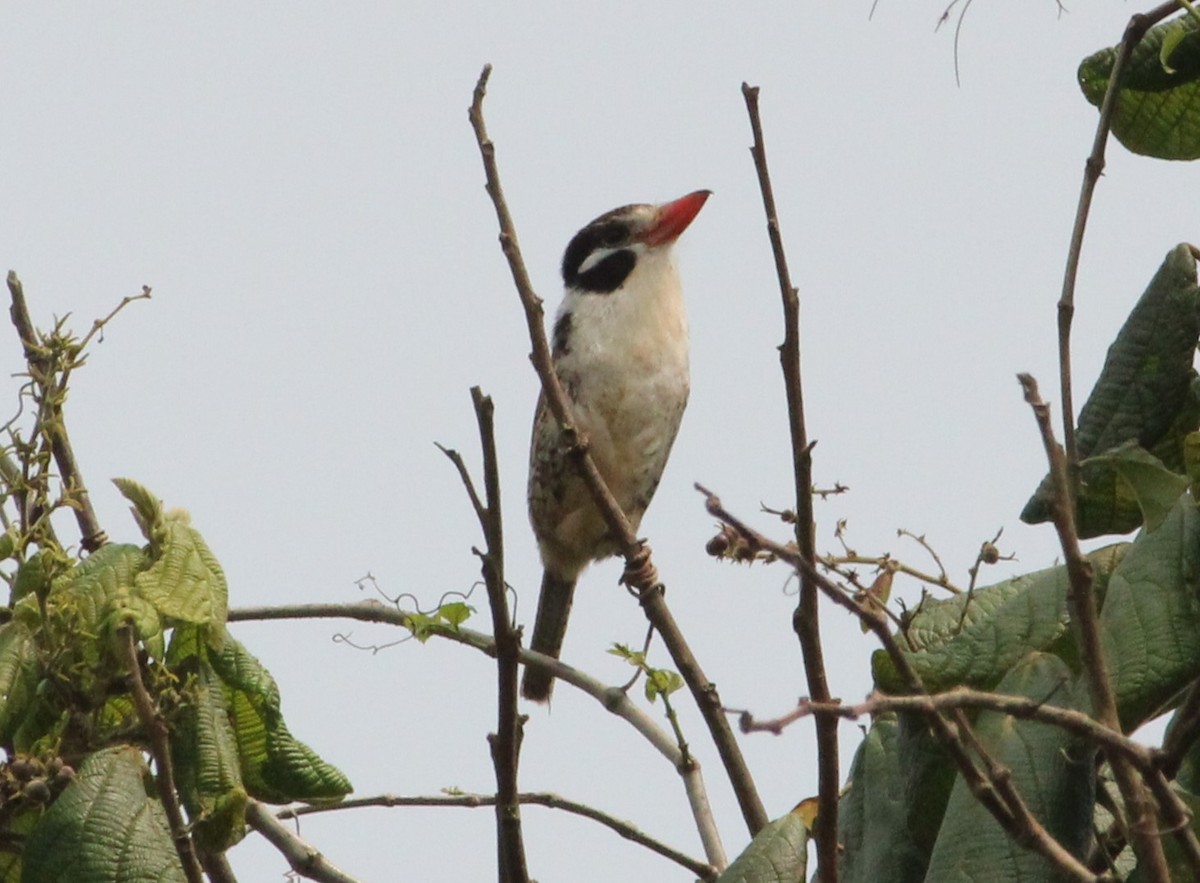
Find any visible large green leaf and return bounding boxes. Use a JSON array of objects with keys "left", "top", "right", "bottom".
[
  {"left": 716, "top": 806, "right": 808, "bottom": 883},
  {"left": 922, "top": 654, "right": 1096, "bottom": 882},
  {"left": 48, "top": 544, "right": 161, "bottom": 657},
  {"left": 837, "top": 716, "right": 926, "bottom": 883},
  {"left": 1099, "top": 494, "right": 1200, "bottom": 730},
  {"left": 166, "top": 627, "right": 247, "bottom": 852},
  {"left": 0, "top": 623, "right": 37, "bottom": 746},
  {"left": 1079, "top": 14, "right": 1200, "bottom": 159},
  {"left": 21, "top": 746, "right": 185, "bottom": 883},
  {"left": 135, "top": 517, "right": 228, "bottom": 631},
  {"left": 872, "top": 545, "right": 1128, "bottom": 694},
  {"left": 208, "top": 636, "right": 351, "bottom": 804},
  {"left": 1022, "top": 244, "right": 1200, "bottom": 537}
]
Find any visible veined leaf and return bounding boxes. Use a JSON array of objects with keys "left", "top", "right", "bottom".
[
  {"left": 1022, "top": 244, "right": 1200, "bottom": 537},
  {"left": 717, "top": 804, "right": 809, "bottom": 882},
  {"left": 135, "top": 516, "right": 228, "bottom": 632},
  {"left": 22, "top": 745, "right": 185, "bottom": 883},
  {"left": 1079, "top": 14, "right": 1200, "bottom": 159},
  {"left": 208, "top": 636, "right": 351, "bottom": 804}
]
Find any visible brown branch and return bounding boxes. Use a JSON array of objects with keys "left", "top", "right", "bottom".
[
  {"left": 472, "top": 387, "right": 529, "bottom": 882},
  {"left": 1017, "top": 373, "right": 1169, "bottom": 882},
  {"left": 245, "top": 800, "right": 362, "bottom": 883},
  {"left": 229, "top": 599, "right": 728, "bottom": 869},
  {"left": 120, "top": 626, "right": 204, "bottom": 883},
  {"left": 195, "top": 848, "right": 238, "bottom": 883},
  {"left": 6, "top": 272, "right": 107, "bottom": 551},
  {"left": 1057, "top": 1, "right": 1181, "bottom": 475},
  {"left": 1160, "top": 678, "right": 1200, "bottom": 778},
  {"left": 741, "top": 81, "right": 838, "bottom": 877},
  {"left": 737, "top": 688, "right": 1157, "bottom": 773},
  {"left": 696, "top": 484, "right": 1106, "bottom": 883},
  {"left": 279, "top": 791, "right": 718, "bottom": 880},
  {"left": 467, "top": 64, "right": 766, "bottom": 835},
  {"left": 1143, "top": 766, "right": 1200, "bottom": 878}
]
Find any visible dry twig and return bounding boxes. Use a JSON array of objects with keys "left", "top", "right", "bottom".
[{"left": 741, "top": 80, "right": 839, "bottom": 878}]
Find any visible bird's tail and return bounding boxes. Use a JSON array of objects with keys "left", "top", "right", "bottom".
[{"left": 521, "top": 571, "right": 578, "bottom": 703}]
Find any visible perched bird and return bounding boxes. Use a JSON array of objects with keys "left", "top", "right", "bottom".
[{"left": 522, "top": 190, "right": 710, "bottom": 703}]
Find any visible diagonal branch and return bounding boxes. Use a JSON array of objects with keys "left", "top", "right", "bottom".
[
  {"left": 245, "top": 799, "right": 362, "bottom": 883},
  {"left": 696, "top": 483, "right": 1106, "bottom": 883},
  {"left": 1017, "top": 373, "right": 1169, "bottom": 882},
  {"left": 6, "top": 272, "right": 107, "bottom": 551},
  {"left": 466, "top": 63, "right": 766, "bottom": 836},
  {"left": 741, "top": 81, "right": 838, "bottom": 880}
]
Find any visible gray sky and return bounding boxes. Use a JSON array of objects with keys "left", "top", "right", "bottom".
[{"left": 3, "top": 3, "right": 1198, "bottom": 880}]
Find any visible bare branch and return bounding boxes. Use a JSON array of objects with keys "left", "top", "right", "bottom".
[
  {"left": 1017, "top": 373, "right": 1168, "bottom": 881},
  {"left": 696, "top": 483, "right": 1107, "bottom": 883},
  {"left": 245, "top": 800, "right": 362, "bottom": 883},
  {"left": 463, "top": 386, "right": 530, "bottom": 882},
  {"left": 741, "top": 80, "right": 838, "bottom": 879},
  {"left": 280, "top": 791, "right": 718, "bottom": 880},
  {"left": 229, "top": 599, "right": 727, "bottom": 868}
]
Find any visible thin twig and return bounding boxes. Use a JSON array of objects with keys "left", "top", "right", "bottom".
[
  {"left": 466, "top": 64, "right": 765, "bottom": 836},
  {"left": 1017, "top": 373, "right": 1168, "bottom": 882},
  {"left": 245, "top": 800, "right": 362, "bottom": 883},
  {"left": 229, "top": 599, "right": 727, "bottom": 868},
  {"left": 696, "top": 484, "right": 1107, "bottom": 883},
  {"left": 279, "top": 791, "right": 717, "bottom": 880},
  {"left": 741, "top": 80, "right": 838, "bottom": 878},
  {"left": 1160, "top": 678, "right": 1200, "bottom": 778},
  {"left": 822, "top": 553, "right": 959, "bottom": 595},
  {"left": 119, "top": 626, "right": 204, "bottom": 883},
  {"left": 435, "top": 441, "right": 487, "bottom": 528},
  {"left": 1057, "top": 1, "right": 1181, "bottom": 477},
  {"left": 735, "top": 688, "right": 1157, "bottom": 774},
  {"left": 470, "top": 387, "right": 530, "bottom": 882}
]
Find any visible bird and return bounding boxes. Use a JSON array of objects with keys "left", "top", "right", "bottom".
[{"left": 522, "top": 189, "right": 710, "bottom": 703}]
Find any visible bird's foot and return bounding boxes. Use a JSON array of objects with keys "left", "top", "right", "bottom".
[{"left": 620, "top": 541, "right": 660, "bottom": 595}]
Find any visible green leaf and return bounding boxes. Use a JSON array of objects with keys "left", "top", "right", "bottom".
[
  {"left": 135, "top": 515, "right": 228, "bottom": 632},
  {"left": 1079, "top": 15, "right": 1200, "bottom": 159},
  {"left": 1099, "top": 495, "right": 1200, "bottom": 729},
  {"left": 923, "top": 654, "right": 1095, "bottom": 882},
  {"left": 21, "top": 745, "right": 186, "bottom": 883},
  {"left": 0, "top": 623, "right": 38, "bottom": 746},
  {"left": 11, "top": 553, "right": 52, "bottom": 606},
  {"left": 112, "top": 478, "right": 165, "bottom": 549},
  {"left": 716, "top": 806, "right": 809, "bottom": 882},
  {"left": 1022, "top": 244, "right": 1200, "bottom": 537},
  {"left": 437, "top": 601, "right": 473, "bottom": 628},
  {"left": 871, "top": 545, "right": 1128, "bottom": 694},
  {"left": 644, "top": 668, "right": 683, "bottom": 702},
  {"left": 837, "top": 716, "right": 927, "bottom": 883},
  {"left": 167, "top": 626, "right": 247, "bottom": 852},
  {"left": 1086, "top": 442, "right": 1191, "bottom": 533},
  {"left": 208, "top": 636, "right": 351, "bottom": 804},
  {"left": 48, "top": 544, "right": 147, "bottom": 631},
  {"left": 1161, "top": 21, "right": 1190, "bottom": 75}
]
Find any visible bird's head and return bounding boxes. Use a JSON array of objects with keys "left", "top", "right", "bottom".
[{"left": 561, "top": 190, "right": 710, "bottom": 295}]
